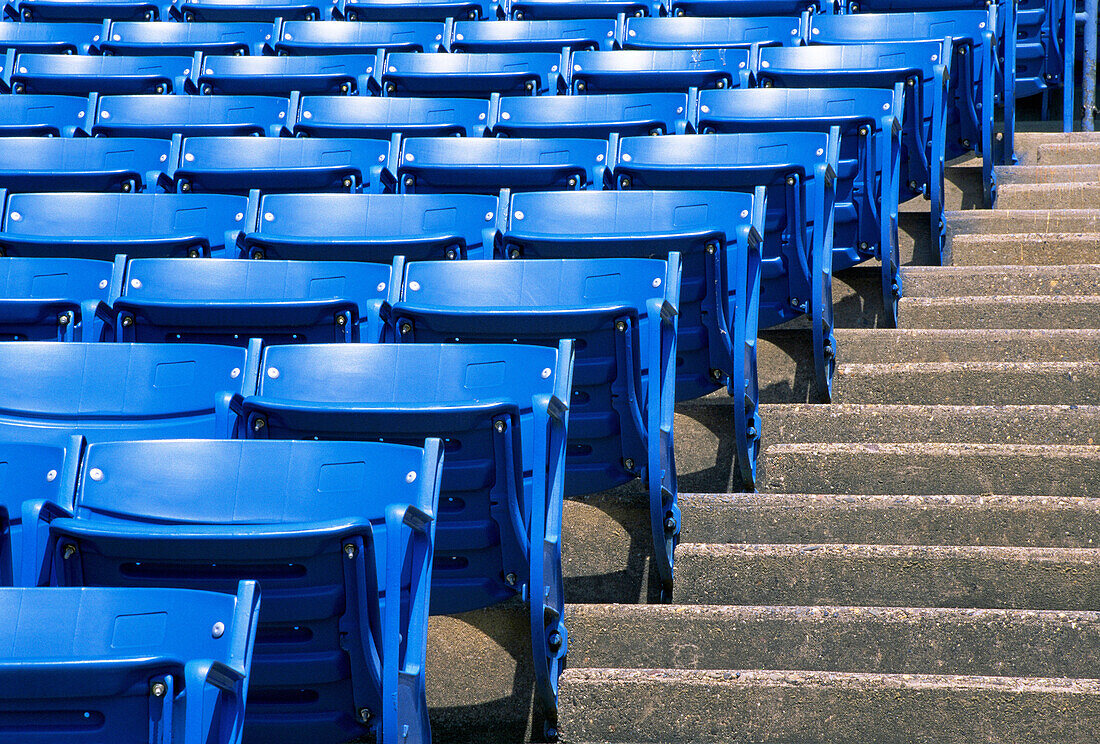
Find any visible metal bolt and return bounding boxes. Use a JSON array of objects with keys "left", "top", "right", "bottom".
[
  {"left": 252, "top": 418, "right": 266, "bottom": 432},
  {"left": 251, "top": 250, "right": 264, "bottom": 260},
  {"left": 567, "top": 177, "right": 577, "bottom": 188},
  {"left": 705, "top": 242, "right": 717, "bottom": 255},
  {"left": 63, "top": 544, "right": 77, "bottom": 559},
  {"left": 344, "top": 543, "right": 358, "bottom": 559},
  {"left": 859, "top": 241, "right": 869, "bottom": 251},
  {"left": 858, "top": 127, "right": 868, "bottom": 136},
  {"left": 747, "top": 426, "right": 757, "bottom": 438},
  {"left": 790, "top": 297, "right": 800, "bottom": 307},
  {"left": 494, "top": 420, "right": 506, "bottom": 433},
  {"left": 619, "top": 176, "right": 631, "bottom": 189},
  {"left": 336, "top": 315, "right": 347, "bottom": 327},
  {"left": 615, "top": 320, "right": 627, "bottom": 332},
  {"left": 358, "top": 708, "right": 373, "bottom": 723},
  {"left": 785, "top": 176, "right": 796, "bottom": 186},
  {"left": 342, "top": 178, "right": 352, "bottom": 188},
  {"left": 57, "top": 313, "right": 70, "bottom": 326},
  {"left": 623, "top": 458, "right": 634, "bottom": 470},
  {"left": 212, "top": 622, "right": 224, "bottom": 638},
  {"left": 548, "top": 632, "right": 563, "bottom": 650},
  {"left": 400, "top": 322, "right": 412, "bottom": 335},
  {"left": 121, "top": 315, "right": 133, "bottom": 327},
  {"left": 664, "top": 516, "right": 677, "bottom": 531},
  {"left": 710, "top": 369, "right": 723, "bottom": 381},
  {"left": 151, "top": 682, "right": 167, "bottom": 698},
  {"left": 403, "top": 176, "right": 414, "bottom": 188},
  {"left": 504, "top": 572, "right": 517, "bottom": 586}
]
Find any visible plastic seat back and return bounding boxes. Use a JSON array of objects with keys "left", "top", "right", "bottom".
[
  {"left": 0, "top": 341, "right": 259, "bottom": 444},
  {"left": 168, "top": 136, "right": 390, "bottom": 194},
  {"left": 451, "top": 19, "right": 617, "bottom": 51},
  {"left": 275, "top": 20, "right": 446, "bottom": 54},
  {"left": 196, "top": 54, "right": 376, "bottom": 96},
  {"left": 95, "top": 20, "right": 274, "bottom": 56},
  {"left": 492, "top": 92, "right": 689, "bottom": 136},
  {"left": 337, "top": 0, "right": 494, "bottom": 20},
  {"left": 0, "top": 583, "right": 259, "bottom": 743},
  {"left": 107, "top": 256, "right": 394, "bottom": 344},
  {"left": 669, "top": 0, "right": 825, "bottom": 15},
  {"left": 0, "top": 256, "right": 115, "bottom": 342},
  {"left": 623, "top": 16, "right": 803, "bottom": 49},
  {"left": 95, "top": 95, "right": 290, "bottom": 138},
  {"left": 380, "top": 51, "right": 565, "bottom": 97},
  {"left": 0, "top": 94, "right": 91, "bottom": 137},
  {"left": 0, "top": 137, "right": 168, "bottom": 192},
  {"left": 7, "top": 0, "right": 169, "bottom": 21},
  {"left": 396, "top": 135, "right": 608, "bottom": 193},
  {"left": 172, "top": 0, "right": 329, "bottom": 21},
  {"left": 237, "top": 192, "right": 498, "bottom": 261},
  {"left": 571, "top": 49, "right": 749, "bottom": 93},
  {"left": 0, "top": 22, "right": 98, "bottom": 54},
  {"left": 295, "top": 95, "right": 489, "bottom": 137},
  {"left": 505, "top": 0, "right": 662, "bottom": 19},
  {"left": 0, "top": 436, "right": 81, "bottom": 585},
  {"left": 7, "top": 53, "right": 195, "bottom": 96}
]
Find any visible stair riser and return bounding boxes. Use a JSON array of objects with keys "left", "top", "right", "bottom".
[
  {"left": 903, "top": 266, "right": 1100, "bottom": 297},
  {"left": 949, "top": 234, "right": 1100, "bottom": 265},
  {"left": 995, "top": 165, "right": 1100, "bottom": 184},
  {"left": 898, "top": 298, "right": 1100, "bottom": 329},
  {"left": 833, "top": 364, "right": 1100, "bottom": 405},
  {"left": 996, "top": 185, "right": 1100, "bottom": 210}
]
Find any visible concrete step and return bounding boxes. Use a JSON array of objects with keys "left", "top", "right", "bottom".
[
  {"left": 678, "top": 493, "right": 1100, "bottom": 548},
  {"left": 832, "top": 362, "right": 1100, "bottom": 405},
  {"left": 559, "top": 669, "right": 1100, "bottom": 743},
  {"left": 903, "top": 265, "right": 1100, "bottom": 296},
  {"left": 898, "top": 296, "right": 1100, "bottom": 328},
  {"left": 565, "top": 604, "right": 1100, "bottom": 677},
  {"left": 761, "top": 442, "right": 1100, "bottom": 496},
  {"left": 1014, "top": 132, "right": 1100, "bottom": 166},
  {"left": 995, "top": 164, "right": 1100, "bottom": 184},
  {"left": 1037, "top": 143, "right": 1100, "bottom": 166},
  {"left": 948, "top": 232, "right": 1100, "bottom": 266},
  {"left": 674, "top": 543, "right": 1100, "bottom": 609},
  {"left": 996, "top": 183, "right": 1100, "bottom": 210},
  {"left": 945, "top": 209, "right": 1100, "bottom": 236}
]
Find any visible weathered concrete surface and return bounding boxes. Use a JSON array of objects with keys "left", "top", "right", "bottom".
[
  {"left": 945, "top": 209, "right": 1100, "bottom": 235},
  {"left": 902, "top": 265, "right": 1100, "bottom": 297},
  {"left": 674, "top": 543, "right": 1100, "bottom": 609},
  {"left": 995, "top": 164, "right": 1100, "bottom": 184},
  {"left": 565, "top": 604, "right": 1100, "bottom": 677},
  {"left": 833, "top": 362, "right": 1100, "bottom": 405},
  {"left": 559, "top": 669, "right": 1100, "bottom": 743},
  {"left": 948, "top": 233, "right": 1100, "bottom": 265},
  {"left": 996, "top": 183, "right": 1100, "bottom": 209},
  {"left": 1014, "top": 132, "right": 1100, "bottom": 165},
  {"left": 678, "top": 493, "right": 1100, "bottom": 548},
  {"left": 762, "top": 442, "right": 1100, "bottom": 496},
  {"left": 898, "top": 296, "right": 1100, "bottom": 329},
  {"left": 1035, "top": 143, "right": 1100, "bottom": 166}
]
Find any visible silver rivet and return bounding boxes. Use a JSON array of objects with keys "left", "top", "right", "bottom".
[
  {"left": 211, "top": 622, "right": 224, "bottom": 638},
  {"left": 264, "top": 212, "right": 275, "bottom": 222},
  {"left": 284, "top": 33, "right": 292, "bottom": 40},
  {"left": 19, "top": 67, "right": 26, "bottom": 73},
  {"left": 816, "top": 148, "right": 823, "bottom": 156},
  {"left": 267, "top": 367, "right": 279, "bottom": 379},
  {"left": 505, "top": 572, "right": 517, "bottom": 586},
  {"left": 478, "top": 112, "right": 486, "bottom": 120},
  {"left": 573, "top": 64, "right": 581, "bottom": 72},
  {"left": 484, "top": 211, "right": 494, "bottom": 221},
  {"left": 378, "top": 154, "right": 386, "bottom": 162},
  {"left": 621, "top": 153, "right": 631, "bottom": 162},
  {"left": 160, "top": 154, "right": 167, "bottom": 162},
  {"left": 389, "top": 66, "right": 396, "bottom": 72},
  {"left": 46, "top": 469, "right": 57, "bottom": 482},
  {"left": 98, "top": 279, "right": 108, "bottom": 289},
  {"left": 234, "top": 212, "right": 243, "bottom": 221},
  {"left": 676, "top": 106, "right": 683, "bottom": 113},
  {"left": 541, "top": 367, "right": 551, "bottom": 379},
  {"left": 700, "top": 105, "right": 709, "bottom": 113},
  {"left": 278, "top": 111, "right": 285, "bottom": 118},
  {"left": 652, "top": 277, "right": 661, "bottom": 288},
  {"left": 931, "top": 55, "right": 937, "bottom": 61},
  {"left": 761, "top": 60, "right": 770, "bottom": 68},
  {"left": 405, "top": 153, "right": 414, "bottom": 161},
  {"left": 501, "top": 111, "right": 511, "bottom": 120},
  {"left": 551, "top": 64, "right": 558, "bottom": 72},
  {"left": 101, "top": 111, "right": 110, "bottom": 119},
  {"left": 130, "top": 278, "right": 142, "bottom": 289},
  {"left": 89, "top": 468, "right": 104, "bottom": 481},
  {"left": 813, "top": 27, "right": 819, "bottom": 34},
  {"left": 596, "top": 153, "right": 604, "bottom": 162},
  {"left": 608, "top": 30, "right": 614, "bottom": 36},
  {"left": 9, "top": 212, "right": 20, "bottom": 222},
  {"left": 151, "top": 682, "right": 166, "bottom": 698},
  {"left": 205, "top": 68, "right": 213, "bottom": 75},
  {"left": 740, "top": 210, "right": 749, "bottom": 218},
  {"left": 883, "top": 103, "right": 890, "bottom": 111},
  {"left": 185, "top": 153, "right": 195, "bottom": 162},
  {"left": 406, "top": 471, "right": 417, "bottom": 483},
  {"left": 77, "top": 111, "right": 84, "bottom": 118},
  {"left": 979, "top": 21, "right": 985, "bottom": 28},
  {"left": 376, "top": 282, "right": 386, "bottom": 292},
  {"left": 456, "top": 33, "right": 464, "bottom": 40},
  {"left": 344, "top": 543, "right": 357, "bottom": 559},
  {"left": 514, "top": 210, "right": 524, "bottom": 220},
  {"left": 791, "top": 28, "right": 798, "bottom": 34},
  {"left": 739, "top": 61, "right": 745, "bottom": 68},
  {"left": 408, "top": 280, "right": 420, "bottom": 291},
  {"left": 303, "top": 110, "right": 312, "bottom": 119},
  {"left": 230, "top": 367, "right": 241, "bottom": 378}
]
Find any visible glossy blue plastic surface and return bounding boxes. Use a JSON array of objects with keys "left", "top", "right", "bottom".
[
  {"left": 501, "top": 189, "right": 762, "bottom": 485},
  {"left": 0, "top": 582, "right": 259, "bottom": 743},
  {"left": 197, "top": 54, "right": 376, "bottom": 96},
  {"left": 7, "top": 0, "right": 169, "bottom": 21},
  {"left": 613, "top": 131, "right": 838, "bottom": 400},
  {"left": 172, "top": 0, "right": 329, "bottom": 21},
  {"left": 396, "top": 135, "right": 608, "bottom": 193},
  {"left": 623, "top": 15, "right": 803, "bottom": 48},
  {"left": 0, "top": 94, "right": 91, "bottom": 137},
  {"left": 95, "top": 21, "right": 275, "bottom": 55},
  {"left": 167, "top": 136, "right": 390, "bottom": 194},
  {"left": 0, "top": 137, "right": 169, "bottom": 192},
  {"left": 380, "top": 51, "right": 565, "bottom": 97},
  {"left": 492, "top": 92, "right": 689, "bottom": 136},
  {"left": 338, "top": 0, "right": 494, "bottom": 20},
  {"left": 230, "top": 342, "right": 571, "bottom": 729},
  {"left": 31, "top": 439, "right": 439, "bottom": 744},
  {"left": 385, "top": 257, "right": 680, "bottom": 598},
  {"left": 669, "top": 0, "right": 825, "bottom": 15},
  {"left": 295, "top": 95, "right": 489, "bottom": 137},
  {"left": 7, "top": 53, "right": 195, "bottom": 96},
  {"left": 106, "top": 256, "right": 393, "bottom": 344},
  {"left": 0, "top": 21, "right": 98, "bottom": 54},
  {"left": 0, "top": 257, "right": 115, "bottom": 341},
  {"left": 571, "top": 49, "right": 750, "bottom": 93},
  {"left": 451, "top": 19, "right": 617, "bottom": 51},
  {"left": 237, "top": 192, "right": 498, "bottom": 260},
  {"left": 95, "top": 95, "right": 291, "bottom": 137},
  {"left": 0, "top": 341, "right": 259, "bottom": 444},
  {"left": 274, "top": 20, "right": 447, "bottom": 54},
  {"left": 505, "top": 0, "right": 662, "bottom": 19},
  {"left": 0, "top": 191, "right": 251, "bottom": 259},
  {"left": 0, "top": 436, "right": 81, "bottom": 585}
]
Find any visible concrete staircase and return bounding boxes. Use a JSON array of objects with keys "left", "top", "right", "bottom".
[{"left": 550, "top": 132, "right": 1100, "bottom": 742}]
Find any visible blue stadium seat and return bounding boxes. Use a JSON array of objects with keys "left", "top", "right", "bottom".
[
  {"left": 28, "top": 438, "right": 439, "bottom": 744},
  {"left": 0, "top": 436, "right": 81, "bottom": 586},
  {"left": 294, "top": 95, "right": 489, "bottom": 137},
  {"left": 491, "top": 92, "right": 689, "bottom": 136},
  {"left": 757, "top": 41, "right": 951, "bottom": 261},
  {"left": 196, "top": 54, "right": 377, "bottom": 96},
  {"left": 0, "top": 583, "right": 259, "bottom": 743},
  {"left": 450, "top": 19, "right": 617, "bottom": 51},
  {"left": 383, "top": 257, "right": 681, "bottom": 599},
  {"left": 6, "top": 53, "right": 196, "bottom": 96},
  {"left": 570, "top": 49, "right": 750, "bottom": 93},
  {"left": 171, "top": 0, "right": 330, "bottom": 20},
  {"left": 95, "top": 21, "right": 275, "bottom": 56},
  {"left": 0, "top": 22, "right": 98, "bottom": 55},
  {"left": 337, "top": 0, "right": 494, "bottom": 20},
  {"left": 0, "top": 341, "right": 260, "bottom": 445},
  {"left": 394, "top": 135, "right": 609, "bottom": 193},
  {"left": 228, "top": 342, "right": 571, "bottom": 734},
  {"left": 5, "top": 0, "right": 169, "bottom": 21},
  {"left": 0, "top": 137, "right": 169, "bottom": 192},
  {"left": 273, "top": 20, "right": 446, "bottom": 54},
  {"left": 380, "top": 51, "right": 565, "bottom": 97},
  {"left": 101, "top": 256, "right": 394, "bottom": 344},
  {"left": 94, "top": 95, "right": 290, "bottom": 138},
  {"left": 501, "top": 189, "right": 763, "bottom": 486},
  {"left": 697, "top": 86, "right": 904, "bottom": 326},
  {"left": 808, "top": 10, "right": 1007, "bottom": 203},
  {"left": 0, "top": 94, "right": 91, "bottom": 137},
  {"left": 164, "top": 136, "right": 391, "bottom": 194},
  {"left": 236, "top": 192, "right": 499, "bottom": 260},
  {"left": 669, "top": 0, "right": 828, "bottom": 15},
  {"left": 613, "top": 131, "right": 838, "bottom": 401},
  {"left": 0, "top": 191, "right": 251, "bottom": 259},
  {"left": 504, "top": 0, "right": 662, "bottom": 19},
  {"left": 0, "top": 256, "right": 116, "bottom": 342},
  {"left": 622, "top": 16, "right": 803, "bottom": 49}
]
